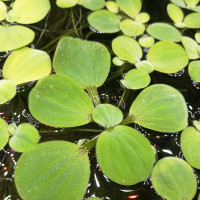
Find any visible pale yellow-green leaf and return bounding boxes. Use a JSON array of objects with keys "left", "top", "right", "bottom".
[
  {"left": 139, "top": 35, "right": 155, "bottom": 48},
  {"left": 112, "top": 57, "right": 124, "bottom": 66},
  {"left": 0, "top": 118, "right": 9, "bottom": 150},
  {"left": 78, "top": 0, "right": 105, "bottom": 11},
  {"left": 56, "top": 0, "right": 77, "bottom": 8},
  {"left": 135, "top": 12, "right": 150, "bottom": 24},
  {"left": 167, "top": 4, "right": 184, "bottom": 24},
  {"left": 195, "top": 32, "right": 200, "bottom": 43},
  {"left": 0, "top": 1, "right": 6, "bottom": 21},
  {"left": 106, "top": 1, "right": 118, "bottom": 13},
  {"left": 170, "top": 0, "right": 186, "bottom": 8},
  {"left": 184, "top": 13, "right": 200, "bottom": 28},
  {"left": 185, "top": 0, "right": 199, "bottom": 6},
  {"left": 188, "top": 61, "right": 200, "bottom": 82},
  {"left": 135, "top": 60, "right": 154, "bottom": 73},
  {"left": 5, "top": 9, "right": 20, "bottom": 23}
]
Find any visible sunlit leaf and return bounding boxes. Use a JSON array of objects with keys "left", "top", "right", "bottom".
[
  {"left": 195, "top": 32, "right": 200, "bottom": 43},
  {"left": 92, "top": 104, "right": 123, "bottom": 128},
  {"left": 112, "top": 57, "right": 124, "bottom": 66},
  {"left": 135, "top": 61, "right": 154, "bottom": 73},
  {"left": 3, "top": 47, "right": 52, "bottom": 85},
  {"left": 29, "top": 75, "right": 94, "bottom": 127},
  {"left": 15, "top": 141, "right": 90, "bottom": 200},
  {"left": 0, "top": 79, "right": 16, "bottom": 104},
  {"left": 116, "top": 0, "right": 142, "bottom": 18},
  {"left": 5, "top": 9, "right": 20, "bottom": 23},
  {"left": 127, "top": 84, "right": 188, "bottom": 132},
  {"left": 53, "top": 36, "right": 110, "bottom": 89},
  {"left": 12, "top": 0, "right": 50, "bottom": 24},
  {"left": 147, "top": 41, "right": 189, "bottom": 73},
  {"left": 170, "top": 0, "right": 186, "bottom": 8},
  {"left": 112, "top": 36, "right": 142, "bottom": 64},
  {"left": 78, "top": 0, "right": 105, "bottom": 11},
  {"left": 181, "top": 36, "right": 200, "bottom": 59},
  {"left": 184, "top": 13, "right": 200, "bottom": 28},
  {"left": 56, "top": 0, "right": 77, "bottom": 8},
  {"left": 96, "top": 125, "right": 155, "bottom": 185},
  {"left": 0, "top": 25, "right": 35, "bottom": 52},
  {"left": 185, "top": 0, "right": 199, "bottom": 6},
  {"left": 146, "top": 23, "right": 182, "bottom": 42},
  {"left": 121, "top": 69, "right": 151, "bottom": 90},
  {"left": 87, "top": 198, "right": 102, "bottom": 200},
  {"left": 106, "top": 1, "right": 118, "bottom": 13},
  {"left": 9, "top": 123, "right": 40, "bottom": 153},
  {"left": 8, "top": 123, "right": 17, "bottom": 136},
  {"left": 0, "top": 1, "right": 6, "bottom": 21},
  {"left": 151, "top": 157, "right": 197, "bottom": 200},
  {"left": 139, "top": 35, "right": 155, "bottom": 48},
  {"left": 135, "top": 12, "right": 150, "bottom": 23},
  {"left": 88, "top": 10, "right": 120, "bottom": 33},
  {"left": 188, "top": 61, "right": 200, "bottom": 82},
  {"left": 0, "top": 118, "right": 9, "bottom": 150}
]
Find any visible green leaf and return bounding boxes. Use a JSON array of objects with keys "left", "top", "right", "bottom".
[
  {"left": 170, "top": 0, "right": 186, "bottom": 8},
  {"left": 151, "top": 157, "right": 197, "bottom": 200},
  {"left": 3, "top": 47, "right": 52, "bottom": 85},
  {"left": 185, "top": 0, "right": 199, "bottom": 6},
  {"left": 147, "top": 41, "right": 189, "bottom": 73},
  {"left": 188, "top": 61, "right": 200, "bottom": 82},
  {"left": 112, "top": 57, "right": 124, "bottom": 66},
  {"left": 12, "top": 0, "right": 51, "bottom": 24},
  {"left": 128, "top": 84, "right": 188, "bottom": 132},
  {"left": 181, "top": 36, "right": 200, "bottom": 59},
  {"left": 121, "top": 69, "right": 151, "bottom": 90},
  {"left": 0, "top": 25, "right": 35, "bottom": 52},
  {"left": 8, "top": 123, "right": 17, "bottom": 136},
  {"left": 92, "top": 104, "right": 123, "bottom": 128},
  {"left": 56, "top": 0, "right": 77, "bottom": 8},
  {"left": 88, "top": 10, "right": 120, "bottom": 33},
  {"left": 9, "top": 123, "right": 40, "bottom": 152},
  {"left": 135, "top": 12, "right": 150, "bottom": 24},
  {"left": 135, "top": 61, "right": 154, "bottom": 73},
  {"left": 0, "top": 1, "right": 6, "bottom": 21},
  {"left": 112, "top": 36, "right": 142, "bottom": 64},
  {"left": 146, "top": 23, "right": 182, "bottom": 42},
  {"left": 96, "top": 125, "right": 155, "bottom": 185},
  {"left": 106, "top": 1, "right": 118, "bottom": 13},
  {"left": 29, "top": 75, "right": 94, "bottom": 127},
  {"left": 0, "top": 118, "right": 9, "bottom": 150},
  {"left": 120, "top": 19, "right": 145, "bottom": 37},
  {"left": 184, "top": 13, "right": 200, "bottom": 28},
  {"left": 5, "top": 9, "right": 20, "bottom": 23},
  {"left": 53, "top": 36, "right": 110, "bottom": 89},
  {"left": 78, "top": 0, "right": 105, "bottom": 10},
  {"left": 116, "top": 0, "right": 142, "bottom": 18},
  {"left": 139, "top": 35, "right": 155, "bottom": 48},
  {"left": 181, "top": 126, "right": 200, "bottom": 169},
  {"left": 0, "top": 79, "right": 16, "bottom": 104},
  {"left": 15, "top": 141, "right": 90, "bottom": 200},
  {"left": 195, "top": 32, "right": 200, "bottom": 43},
  {"left": 87, "top": 198, "right": 102, "bottom": 200}
]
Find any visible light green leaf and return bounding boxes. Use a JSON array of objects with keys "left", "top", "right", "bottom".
[
  {"left": 135, "top": 12, "right": 150, "bottom": 24},
  {"left": 185, "top": 0, "right": 199, "bottom": 6},
  {"left": 192, "top": 5, "right": 200, "bottom": 12},
  {"left": 8, "top": 123, "right": 17, "bottom": 136},
  {"left": 195, "top": 32, "right": 200, "bottom": 43},
  {"left": 181, "top": 126, "right": 200, "bottom": 169},
  {"left": 181, "top": 36, "right": 200, "bottom": 59},
  {"left": 184, "top": 13, "right": 200, "bottom": 28},
  {"left": 87, "top": 198, "right": 102, "bottom": 200},
  {"left": 3, "top": 47, "right": 52, "bottom": 85},
  {"left": 0, "top": 25, "right": 35, "bottom": 52},
  {"left": 29, "top": 75, "right": 94, "bottom": 127},
  {"left": 120, "top": 19, "right": 145, "bottom": 37},
  {"left": 151, "top": 157, "right": 197, "bottom": 200},
  {"left": 106, "top": 1, "right": 118, "bottom": 13},
  {"left": 53, "top": 36, "right": 110, "bottom": 89},
  {"left": 112, "top": 36, "right": 142, "bottom": 64},
  {"left": 170, "top": 0, "right": 186, "bottom": 8},
  {"left": 0, "top": 118, "right": 9, "bottom": 150},
  {"left": 127, "top": 84, "right": 188, "bottom": 132},
  {"left": 135, "top": 61, "right": 154, "bottom": 73},
  {"left": 112, "top": 57, "right": 124, "bottom": 66},
  {"left": 9, "top": 123, "right": 40, "bottom": 153},
  {"left": 188, "top": 61, "right": 200, "bottom": 82},
  {"left": 15, "top": 141, "right": 90, "bottom": 200},
  {"left": 139, "top": 35, "right": 155, "bottom": 48},
  {"left": 96, "top": 125, "right": 155, "bottom": 185},
  {"left": 0, "top": 79, "right": 16, "bottom": 104},
  {"left": 167, "top": 4, "right": 184, "bottom": 25},
  {"left": 92, "top": 104, "right": 123, "bottom": 128},
  {"left": 121, "top": 69, "right": 151, "bottom": 90},
  {"left": 0, "top": 1, "right": 6, "bottom": 21},
  {"left": 5, "top": 9, "right": 20, "bottom": 23},
  {"left": 12, "top": 0, "right": 50, "bottom": 24},
  {"left": 116, "top": 0, "right": 142, "bottom": 18},
  {"left": 147, "top": 41, "right": 189, "bottom": 73},
  {"left": 56, "top": 0, "right": 77, "bottom": 8},
  {"left": 146, "top": 23, "right": 182, "bottom": 42},
  {"left": 78, "top": 0, "right": 105, "bottom": 10},
  {"left": 88, "top": 10, "right": 120, "bottom": 33}
]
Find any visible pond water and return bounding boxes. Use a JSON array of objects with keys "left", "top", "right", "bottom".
[{"left": 0, "top": 0, "right": 200, "bottom": 199}]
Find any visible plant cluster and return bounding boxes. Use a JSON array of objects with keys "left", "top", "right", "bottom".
[{"left": 0, "top": 0, "right": 200, "bottom": 200}]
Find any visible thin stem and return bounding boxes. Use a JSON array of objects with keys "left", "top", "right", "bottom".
[
  {"left": 81, "top": 135, "right": 99, "bottom": 151},
  {"left": 86, "top": 86, "right": 101, "bottom": 106},
  {"left": 117, "top": 89, "right": 127, "bottom": 108}
]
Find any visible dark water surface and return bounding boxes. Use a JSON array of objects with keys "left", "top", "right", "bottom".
[{"left": 0, "top": 0, "right": 200, "bottom": 199}]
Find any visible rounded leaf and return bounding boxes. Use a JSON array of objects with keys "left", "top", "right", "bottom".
[
  {"left": 135, "top": 61, "right": 154, "bottom": 73},
  {"left": 3, "top": 47, "right": 52, "bottom": 85},
  {"left": 181, "top": 36, "right": 199, "bottom": 59},
  {"left": 0, "top": 25, "right": 35, "bottom": 52},
  {"left": 12, "top": 0, "right": 50, "bottom": 24},
  {"left": 146, "top": 23, "right": 182, "bottom": 42},
  {"left": 112, "top": 36, "right": 142, "bottom": 64},
  {"left": 92, "top": 104, "right": 123, "bottom": 128},
  {"left": 9, "top": 123, "right": 40, "bottom": 152},
  {"left": 5, "top": 9, "right": 20, "bottom": 23},
  {"left": 106, "top": 1, "right": 118, "bottom": 13},
  {"left": 135, "top": 12, "right": 150, "bottom": 24},
  {"left": 167, "top": 3, "right": 184, "bottom": 24},
  {"left": 8, "top": 123, "right": 17, "bottom": 136},
  {"left": 189, "top": 61, "right": 200, "bottom": 82},
  {"left": 121, "top": 69, "right": 151, "bottom": 90},
  {"left": 170, "top": 0, "right": 186, "bottom": 8},
  {"left": 56, "top": 0, "right": 77, "bottom": 8},
  {"left": 147, "top": 41, "right": 189, "bottom": 73},
  {"left": 139, "top": 36, "right": 155, "bottom": 48},
  {"left": 88, "top": 10, "right": 120, "bottom": 33},
  {"left": 96, "top": 125, "right": 155, "bottom": 185},
  {"left": 0, "top": 1, "right": 7, "bottom": 21},
  {"left": 53, "top": 36, "right": 110, "bottom": 89},
  {"left": 120, "top": 19, "right": 145, "bottom": 37},
  {"left": 116, "top": 0, "right": 142, "bottom": 18},
  {"left": 184, "top": 13, "right": 200, "bottom": 28},
  {"left": 151, "top": 157, "right": 197, "bottom": 200},
  {"left": 195, "top": 32, "right": 200, "bottom": 43},
  {"left": 129, "top": 84, "right": 188, "bottom": 132},
  {"left": 185, "top": 0, "right": 199, "bottom": 6},
  {"left": 15, "top": 141, "right": 90, "bottom": 200},
  {"left": 112, "top": 57, "right": 124, "bottom": 66},
  {"left": 78, "top": 0, "right": 105, "bottom": 10},
  {"left": 0, "top": 118, "right": 9, "bottom": 150},
  {"left": 29, "top": 75, "right": 94, "bottom": 127},
  {"left": 0, "top": 79, "right": 16, "bottom": 104}
]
